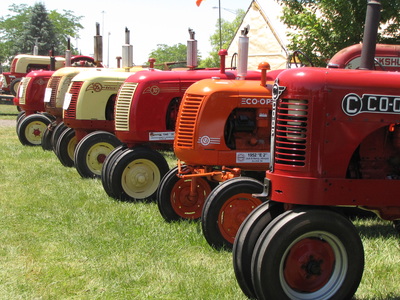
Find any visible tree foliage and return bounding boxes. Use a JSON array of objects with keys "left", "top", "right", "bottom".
[
  {"left": 280, "top": 0, "right": 400, "bottom": 66},
  {"left": 147, "top": 43, "right": 188, "bottom": 69},
  {"left": 199, "top": 9, "right": 245, "bottom": 68},
  {"left": 0, "top": 3, "right": 83, "bottom": 67}
]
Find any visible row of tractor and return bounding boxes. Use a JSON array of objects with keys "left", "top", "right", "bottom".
[{"left": 8, "top": 0, "right": 400, "bottom": 297}]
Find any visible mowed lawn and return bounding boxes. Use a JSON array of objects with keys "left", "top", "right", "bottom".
[{"left": 0, "top": 108, "right": 399, "bottom": 299}]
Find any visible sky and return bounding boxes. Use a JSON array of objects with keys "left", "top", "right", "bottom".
[{"left": 0, "top": 0, "right": 253, "bottom": 67}]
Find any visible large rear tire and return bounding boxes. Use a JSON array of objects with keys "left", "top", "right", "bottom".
[{"left": 251, "top": 208, "right": 364, "bottom": 300}]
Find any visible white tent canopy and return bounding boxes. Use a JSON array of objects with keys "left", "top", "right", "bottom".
[{"left": 226, "top": 0, "right": 290, "bottom": 70}]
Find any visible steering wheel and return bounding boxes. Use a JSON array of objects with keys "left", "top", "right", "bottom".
[{"left": 288, "top": 50, "right": 314, "bottom": 68}]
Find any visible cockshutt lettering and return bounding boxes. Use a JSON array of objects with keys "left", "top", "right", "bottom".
[
  {"left": 342, "top": 93, "right": 400, "bottom": 116},
  {"left": 376, "top": 57, "right": 400, "bottom": 67}
]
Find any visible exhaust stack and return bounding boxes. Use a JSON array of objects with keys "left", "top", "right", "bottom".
[
  {"left": 359, "top": 0, "right": 381, "bottom": 70},
  {"left": 94, "top": 22, "right": 103, "bottom": 67},
  {"left": 122, "top": 27, "right": 133, "bottom": 69},
  {"left": 65, "top": 38, "right": 72, "bottom": 67},
  {"left": 33, "top": 38, "right": 39, "bottom": 55},
  {"left": 187, "top": 28, "right": 198, "bottom": 69},
  {"left": 237, "top": 25, "right": 250, "bottom": 80}
]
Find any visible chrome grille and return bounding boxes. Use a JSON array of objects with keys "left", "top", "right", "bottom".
[
  {"left": 18, "top": 77, "right": 31, "bottom": 105},
  {"left": 175, "top": 94, "right": 204, "bottom": 149},
  {"left": 115, "top": 82, "right": 138, "bottom": 131},
  {"left": 64, "top": 81, "right": 83, "bottom": 119},
  {"left": 274, "top": 99, "right": 309, "bottom": 166},
  {"left": 48, "top": 76, "right": 61, "bottom": 107}
]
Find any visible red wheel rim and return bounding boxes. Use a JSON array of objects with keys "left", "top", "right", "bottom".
[
  {"left": 170, "top": 178, "right": 212, "bottom": 219},
  {"left": 218, "top": 193, "right": 262, "bottom": 244},
  {"left": 283, "top": 238, "right": 335, "bottom": 292}
]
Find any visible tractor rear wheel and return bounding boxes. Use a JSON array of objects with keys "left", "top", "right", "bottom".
[
  {"left": 157, "top": 166, "right": 214, "bottom": 222},
  {"left": 55, "top": 127, "right": 77, "bottom": 167},
  {"left": 74, "top": 131, "right": 122, "bottom": 178},
  {"left": 201, "top": 177, "right": 264, "bottom": 250},
  {"left": 108, "top": 147, "right": 169, "bottom": 202},
  {"left": 232, "top": 201, "right": 284, "bottom": 299},
  {"left": 16, "top": 114, "right": 51, "bottom": 146},
  {"left": 251, "top": 208, "right": 364, "bottom": 300}
]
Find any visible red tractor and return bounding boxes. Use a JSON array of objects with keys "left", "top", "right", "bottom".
[
  {"left": 233, "top": 1, "right": 400, "bottom": 299},
  {"left": 156, "top": 43, "right": 400, "bottom": 251},
  {"left": 101, "top": 29, "right": 263, "bottom": 202},
  {"left": 15, "top": 54, "right": 98, "bottom": 146}
]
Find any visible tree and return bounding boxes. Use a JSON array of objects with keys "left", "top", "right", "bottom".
[
  {"left": 13, "top": 3, "right": 58, "bottom": 56},
  {"left": 147, "top": 43, "right": 188, "bottom": 69},
  {"left": 199, "top": 9, "right": 245, "bottom": 68},
  {"left": 280, "top": 0, "right": 400, "bottom": 66},
  {"left": 0, "top": 3, "right": 83, "bottom": 68}
]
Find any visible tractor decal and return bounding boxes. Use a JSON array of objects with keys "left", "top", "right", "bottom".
[
  {"left": 149, "top": 131, "right": 175, "bottom": 141},
  {"left": 342, "top": 93, "right": 400, "bottom": 116},
  {"left": 197, "top": 135, "right": 220, "bottom": 146},
  {"left": 143, "top": 85, "right": 161, "bottom": 95},
  {"left": 236, "top": 152, "right": 271, "bottom": 163},
  {"left": 240, "top": 97, "right": 272, "bottom": 106}
]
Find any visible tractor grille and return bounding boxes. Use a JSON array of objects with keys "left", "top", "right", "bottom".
[
  {"left": 175, "top": 94, "right": 204, "bottom": 149},
  {"left": 115, "top": 82, "right": 138, "bottom": 131},
  {"left": 48, "top": 76, "right": 61, "bottom": 107},
  {"left": 18, "top": 77, "right": 31, "bottom": 105},
  {"left": 274, "top": 98, "right": 309, "bottom": 166},
  {"left": 64, "top": 81, "right": 83, "bottom": 119}
]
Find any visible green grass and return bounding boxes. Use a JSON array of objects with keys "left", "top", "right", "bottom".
[
  {"left": 0, "top": 123, "right": 399, "bottom": 299},
  {"left": 0, "top": 104, "right": 19, "bottom": 120}
]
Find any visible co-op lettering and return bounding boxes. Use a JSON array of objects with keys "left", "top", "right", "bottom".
[{"left": 241, "top": 98, "right": 272, "bottom": 105}]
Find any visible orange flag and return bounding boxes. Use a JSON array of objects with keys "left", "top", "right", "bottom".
[{"left": 196, "top": 0, "right": 203, "bottom": 6}]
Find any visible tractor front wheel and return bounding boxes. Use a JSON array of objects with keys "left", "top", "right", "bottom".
[
  {"left": 201, "top": 177, "right": 264, "bottom": 250},
  {"left": 16, "top": 114, "right": 51, "bottom": 146},
  {"left": 157, "top": 166, "right": 215, "bottom": 222},
  {"left": 251, "top": 208, "right": 364, "bottom": 300},
  {"left": 108, "top": 147, "right": 169, "bottom": 202},
  {"left": 232, "top": 201, "right": 284, "bottom": 299},
  {"left": 55, "top": 127, "right": 77, "bottom": 167},
  {"left": 74, "top": 131, "right": 122, "bottom": 178}
]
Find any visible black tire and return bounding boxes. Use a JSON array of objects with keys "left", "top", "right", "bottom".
[
  {"left": 74, "top": 131, "right": 122, "bottom": 178},
  {"left": 15, "top": 111, "right": 26, "bottom": 134},
  {"left": 157, "top": 166, "right": 215, "bottom": 222},
  {"left": 251, "top": 208, "right": 364, "bottom": 300},
  {"left": 41, "top": 126, "right": 53, "bottom": 151},
  {"left": 108, "top": 147, "right": 169, "bottom": 202},
  {"left": 55, "top": 127, "right": 77, "bottom": 167},
  {"left": 51, "top": 122, "right": 67, "bottom": 152},
  {"left": 101, "top": 145, "right": 129, "bottom": 198},
  {"left": 10, "top": 77, "right": 22, "bottom": 96},
  {"left": 232, "top": 201, "right": 284, "bottom": 299},
  {"left": 16, "top": 114, "right": 51, "bottom": 146},
  {"left": 201, "top": 177, "right": 264, "bottom": 250}
]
